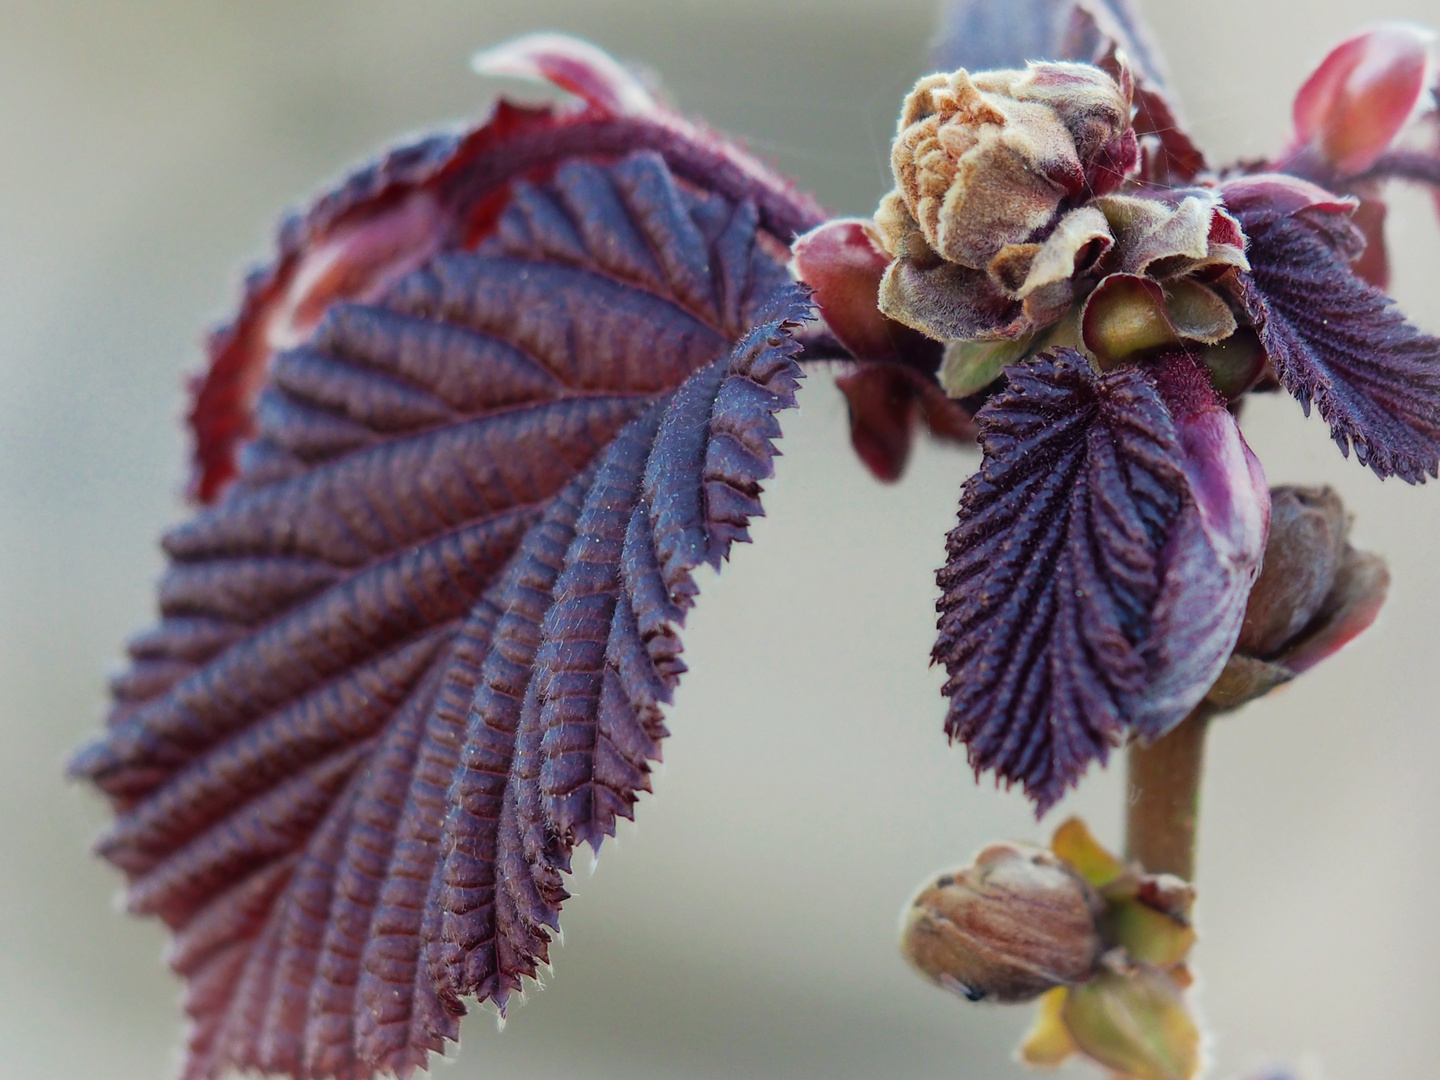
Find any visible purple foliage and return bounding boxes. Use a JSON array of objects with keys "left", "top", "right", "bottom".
[
  {"left": 1235, "top": 205, "right": 1440, "bottom": 482},
  {"left": 67, "top": 4, "right": 1440, "bottom": 1075},
  {"left": 71, "top": 136, "right": 812, "bottom": 1079},
  {"left": 933, "top": 350, "right": 1262, "bottom": 810}
]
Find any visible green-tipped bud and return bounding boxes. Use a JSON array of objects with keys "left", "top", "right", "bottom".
[{"left": 1061, "top": 963, "right": 1202, "bottom": 1080}]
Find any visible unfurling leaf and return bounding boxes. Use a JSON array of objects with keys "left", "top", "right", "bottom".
[
  {"left": 70, "top": 41, "right": 823, "bottom": 1079},
  {"left": 1233, "top": 202, "right": 1440, "bottom": 482},
  {"left": 934, "top": 350, "right": 1264, "bottom": 811}
]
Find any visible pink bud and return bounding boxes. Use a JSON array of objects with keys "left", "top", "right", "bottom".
[
  {"left": 791, "top": 218, "right": 908, "bottom": 362},
  {"left": 1290, "top": 22, "right": 1436, "bottom": 177}
]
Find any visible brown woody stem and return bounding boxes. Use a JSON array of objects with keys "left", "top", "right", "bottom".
[{"left": 1124, "top": 705, "right": 1214, "bottom": 881}]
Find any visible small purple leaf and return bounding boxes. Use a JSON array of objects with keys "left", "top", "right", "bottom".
[
  {"left": 1233, "top": 201, "right": 1440, "bottom": 482},
  {"left": 934, "top": 350, "right": 1256, "bottom": 812}
]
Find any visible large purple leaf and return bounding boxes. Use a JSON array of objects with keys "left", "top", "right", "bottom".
[
  {"left": 70, "top": 66, "right": 818, "bottom": 1077},
  {"left": 184, "top": 36, "right": 820, "bottom": 504},
  {"left": 1234, "top": 204, "right": 1440, "bottom": 482},
  {"left": 933, "top": 350, "right": 1262, "bottom": 812}
]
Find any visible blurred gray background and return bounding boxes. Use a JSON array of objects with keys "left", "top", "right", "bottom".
[{"left": 3, "top": 2, "right": 1438, "bottom": 1078}]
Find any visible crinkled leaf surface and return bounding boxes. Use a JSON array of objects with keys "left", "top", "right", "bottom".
[
  {"left": 70, "top": 62, "right": 821, "bottom": 1079},
  {"left": 1236, "top": 206, "right": 1440, "bottom": 482},
  {"left": 933, "top": 350, "right": 1227, "bottom": 811},
  {"left": 186, "top": 51, "right": 820, "bottom": 504}
]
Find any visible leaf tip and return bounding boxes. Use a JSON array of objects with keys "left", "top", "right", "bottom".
[{"left": 471, "top": 32, "right": 661, "bottom": 116}]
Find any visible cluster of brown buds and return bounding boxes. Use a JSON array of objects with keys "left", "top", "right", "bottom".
[{"left": 902, "top": 820, "right": 1201, "bottom": 1080}]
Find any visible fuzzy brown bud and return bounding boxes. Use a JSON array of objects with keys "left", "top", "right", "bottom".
[
  {"left": 873, "top": 63, "right": 1157, "bottom": 348},
  {"left": 900, "top": 842, "right": 1104, "bottom": 1003},
  {"left": 877, "top": 62, "right": 1137, "bottom": 273},
  {"left": 1207, "top": 485, "right": 1388, "bottom": 709}
]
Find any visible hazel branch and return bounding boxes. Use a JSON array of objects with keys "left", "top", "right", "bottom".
[{"left": 1124, "top": 704, "right": 1213, "bottom": 882}]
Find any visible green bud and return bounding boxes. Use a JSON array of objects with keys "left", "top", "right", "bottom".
[
  {"left": 1196, "top": 327, "right": 1266, "bottom": 400},
  {"left": 1061, "top": 965, "right": 1202, "bottom": 1080},
  {"left": 1080, "top": 273, "right": 1179, "bottom": 368}
]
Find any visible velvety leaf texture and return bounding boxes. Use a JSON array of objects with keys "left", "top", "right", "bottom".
[
  {"left": 933, "top": 350, "right": 1197, "bottom": 811},
  {"left": 70, "top": 95, "right": 817, "bottom": 1080},
  {"left": 1235, "top": 206, "right": 1440, "bottom": 482}
]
